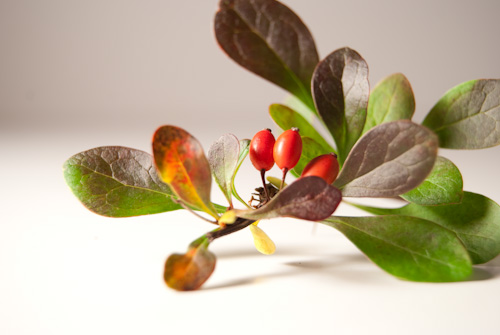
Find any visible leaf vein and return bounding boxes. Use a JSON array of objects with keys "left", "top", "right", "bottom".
[{"left": 330, "top": 218, "right": 462, "bottom": 269}]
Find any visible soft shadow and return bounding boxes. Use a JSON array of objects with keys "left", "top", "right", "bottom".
[
  {"left": 288, "top": 254, "right": 397, "bottom": 284},
  {"left": 470, "top": 254, "right": 500, "bottom": 280},
  {"left": 482, "top": 253, "right": 500, "bottom": 267},
  {"left": 212, "top": 247, "right": 261, "bottom": 259},
  {"left": 285, "top": 253, "right": 368, "bottom": 269},
  {"left": 203, "top": 270, "right": 295, "bottom": 291},
  {"left": 204, "top": 253, "right": 500, "bottom": 290},
  {"left": 215, "top": 245, "right": 306, "bottom": 260},
  {"left": 203, "top": 253, "right": 372, "bottom": 290},
  {"left": 468, "top": 268, "right": 494, "bottom": 281},
  {"left": 203, "top": 277, "right": 262, "bottom": 290}
]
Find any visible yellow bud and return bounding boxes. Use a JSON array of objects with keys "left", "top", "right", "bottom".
[
  {"left": 219, "top": 210, "right": 237, "bottom": 225},
  {"left": 266, "top": 176, "right": 285, "bottom": 189},
  {"left": 249, "top": 224, "right": 276, "bottom": 255}
]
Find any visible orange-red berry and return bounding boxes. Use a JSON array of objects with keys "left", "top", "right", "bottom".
[
  {"left": 301, "top": 153, "right": 339, "bottom": 184},
  {"left": 273, "top": 128, "right": 302, "bottom": 171},
  {"left": 249, "top": 128, "right": 276, "bottom": 172}
]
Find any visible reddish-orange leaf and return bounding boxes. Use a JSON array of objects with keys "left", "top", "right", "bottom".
[
  {"left": 164, "top": 245, "right": 216, "bottom": 291},
  {"left": 152, "top": 125, "right": 219, "bottom": 219}
]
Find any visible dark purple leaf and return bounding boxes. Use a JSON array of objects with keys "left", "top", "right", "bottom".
[
  {"left": 312, "top": 47, "right": 369, "bottom": 163},
  {"left": 235, "top": 176, "right": 342, "bottom": 221},
  {"left": 215, "top": 0, "right": 319, "bottom": 110},
  {"left": 333, "top": 120, "right": 438, "bottom": 197}
]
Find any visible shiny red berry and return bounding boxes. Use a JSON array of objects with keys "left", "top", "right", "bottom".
[
  {"left": 249, "top": 128, "right": 276, "bottom": 172},
  {"left": 301, "top": 153, "right": 339, "bottom": 184},
  {"left": 273, "top": 128, "right": 302, "bottom": 171}
]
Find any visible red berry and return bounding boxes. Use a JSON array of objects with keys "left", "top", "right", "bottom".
[
  {"left": 301, "top": 153, "right": 339, "bottom": 184},
  {"left": 273, "top": 128, "right": 302, "bottom": 171},
  {"left": 249, "top": 129, "right": 276, "bottom": 171}
]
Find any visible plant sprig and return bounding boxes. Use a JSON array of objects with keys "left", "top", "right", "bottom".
[{"left": 63, "top": 0, "right": 500, "bottom": 291}]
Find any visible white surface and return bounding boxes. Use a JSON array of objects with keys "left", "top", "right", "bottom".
[
  {"left": 1, "top": 130, "right": 499, "bottom": 335},
  {"left": 2, "top": 0, "right": 500, "bottom": 334}
]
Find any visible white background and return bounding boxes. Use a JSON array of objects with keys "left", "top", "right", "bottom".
[{"left": 1, "top": 0, "right": 500, "bottom": 334}]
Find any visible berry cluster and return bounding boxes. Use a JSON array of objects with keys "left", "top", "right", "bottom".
[{"left": 249, "top": 127, "right": 339, "bottom": 204}]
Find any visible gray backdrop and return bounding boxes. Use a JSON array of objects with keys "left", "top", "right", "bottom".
[{"left": 2, "top": 0, "right": 499, "bottom": 139}]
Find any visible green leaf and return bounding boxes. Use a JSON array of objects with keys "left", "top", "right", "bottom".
[
  {"left": 231, "top": 139, "right": 251, "bottom": 208},
  {"left": 269, "top": 103, "right": 335, "bottom": 154},
  {"left": 215, "top": 0, "right": 319, "bottom": 110},
  {"left": 312, "top": 47, "right": 369, "bottom": 164},
  {"left": 63, "top": 146, "right": 181, "bottom": 217},
  {"left": 152, "top": 125, "right": 219, "bottom": 219},
  {"left": 323, "top": 216, "right": 472, "bottom": 282},
  {"left": 208, "top": 134, "right": 241, "bottom": 208},
  {"left": 235, "top": 176, "right": 342, "bottom": 221},
  {"left": 292, "top": 136, "right": 331, "bottom": 177},
  {"left": 282, "top": 94, "right": 316, "bottom": 122},
  {"left": 363, "top": 73, "right": 415, "bottom": 134},
  {"left": 353, "top": 192, "right": 500, "bottom": 264},
  {"left": 401, "top": 156, "right": 463, "bottom": 205},
  {"left": 164, "top": 235, "right": 216, "bottom": 291},
  {"left": 333, "top": 120, "right": 438, "bottom": 197},
  {"left": 422, "top": 79, "right": 500, "bottom": 149}
]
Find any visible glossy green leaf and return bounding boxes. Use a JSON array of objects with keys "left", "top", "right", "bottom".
[
  {"left": 231, "top": 139, "right": 251, "bottom": 208},
  {"left": 215, "top": 0, "right": 319, "bottom": 110},
  {"left": 63, "top": 146, "right": 181, "bottom": 217},
  {"left": 283, "top": 94, "right": 316, "bottom": 122},
  {"left": 323, "top": 216, "right": 472, "bottom": 282},
  {"left": 353, "top": 192, "right": 500, "bottom": 264},
  {"left": 363, "top": 73, "right": 415, "bottom": 134},
  {"left": 269, "top": 103, "right": 334, "bottom": 154},
  {"left": 312, "top": 47, "right": 369, "bottom": 164},
  {"left": 152, "top": 125, "right": 219, "bottom": 219},
  {"left": 401, "top": 156, "right": 463, "bottom": 205},
  {"left": 164, "top": 236, "right": 216, "bottom": 291},
  {"left": 208, "top": 134, "right": 240, "bottom": 207},
  {"left": 333, "top": 121, "right": 438, "bottom": 197},
  {"left": 235, "top": 176, "right": 342, "bottom": 221},
  {"left": 292, "top": 136, "right": 331, "bottom": 177},
  {"left": 422, "top": 79, "right": 500, "bottom": 149}
]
